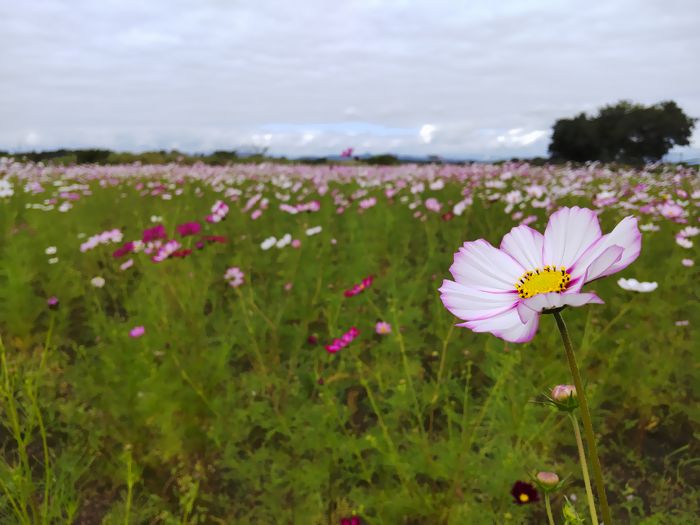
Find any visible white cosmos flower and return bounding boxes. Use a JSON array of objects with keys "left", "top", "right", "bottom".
[
  {"left": 617, "top": 278, "right": 657, "bottom": 293},
  {"left": 305, "top": 226, "right": 322, "bottom": 236},
  {"left": 91, "top": 276, "right": 106, "bottom": 288},
  {"left": 45, "top": 246, "right": 57, "bottom": 255},
  {"left": 260, "top": 237, "right": 276, "bottom": 250},
  {"left": 439, "top": 206, "right": 641, "bottom": 343}
]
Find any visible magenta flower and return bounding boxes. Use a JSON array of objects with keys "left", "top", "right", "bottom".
[
  {"left": 439, "top": 207, "right": 641, "bottom": 343},
  {"left": 340, "top": 147, "right": 354, "bottom": 158},
  {"left": 344, "top": 276, "right": 374, "bottom": 297},
  {"left": 129, "top": 326, "right": 145, "bottom": 338},
  {"left": 176, "top": 221, "right": 201, "bottom": 237},
  {"left": 142, "top": 224, "right": 167, "bottom": 243},
  {"left": 47, "top": 296, "right": 59, "bottom": 310},
  {"left": 325, "top": 326, "right": 359, "bottom": 353},
  {"left": 340, "top": 517, "right": 360, "bottom": 525}
]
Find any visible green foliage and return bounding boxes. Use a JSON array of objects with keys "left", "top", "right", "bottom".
[
  {"left": 0, "top": 165, "right": 697, "bottom": 523},
  {"left": 549, "top": 100, "right": 697, "bottom": 163}
]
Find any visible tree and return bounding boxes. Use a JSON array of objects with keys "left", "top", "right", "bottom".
[{"left": 549, "top": 100, "right": 696, "bottom": 163}]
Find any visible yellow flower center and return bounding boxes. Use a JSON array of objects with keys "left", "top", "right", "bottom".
[
  {"left": 519, "top": 493, "right": 530, "bottom": 503},
  {"left": 515, "top": 265, "right": 571, "bottom": 299}
]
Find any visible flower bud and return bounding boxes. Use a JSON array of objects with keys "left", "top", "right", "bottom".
[
  {"left": 536, "top": 471, "right": 560, "bottom": 488},
  {"left": 551, "top": 384, "right": 576, "bottom": 402}
]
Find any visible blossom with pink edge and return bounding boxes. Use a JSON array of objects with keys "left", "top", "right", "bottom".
[
  {"left": 224, "top": 266, "right": 245, "bottom": 288},
  {"left": 439, "top": 206, "right": 641, "bottom": 343},
  {"left": 375, "top": 321, "right": 392, "bottom": 335}
]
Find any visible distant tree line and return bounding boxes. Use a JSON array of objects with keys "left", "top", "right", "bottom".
[{"left": 549, "top": 100, "right": 696, "bottom": 163}]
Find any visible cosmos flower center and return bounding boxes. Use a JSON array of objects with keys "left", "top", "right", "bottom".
[
  {"left": 519, "top": 494, "right": 530, "bottom": 503},
  {"left": 515, "top": 265, "right": 571, "bottom": 299}
]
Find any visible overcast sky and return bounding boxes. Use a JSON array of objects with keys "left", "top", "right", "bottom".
[{"left": 1, "top": 0, "right": 699, "bottom": 159}]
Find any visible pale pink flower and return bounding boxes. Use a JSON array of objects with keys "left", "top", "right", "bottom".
[
  {"left": 129, "top": 326, "right": 145, "bottom": 338},
  {"left": 681, "top": 258, "right": 694, "bottom": 267},
  {"left": 439, "top": 207, "right": 641, "bottom": 343},
  {"left": 224, "top": 266, "right": 245, "bottom": 288},
  {"left": 375, "top": 321, "right": 392, "bottom": 335},
  {"left": 120, "top": 258, "right": 134, "bottom": 271}
]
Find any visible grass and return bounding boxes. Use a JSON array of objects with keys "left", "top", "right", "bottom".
[{"left": 0, "top": 160, "right": 697, "bottom": 524}]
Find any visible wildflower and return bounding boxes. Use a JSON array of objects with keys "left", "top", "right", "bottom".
[
  {"left": 0, "top": 179, "right": 14, "bottom": 198},
  {"left": 676, "top": 236, "right": 693, "bottom": 249},
  {"left": 112, "top": 241, "right": 135, "bottom": 258},
  {"left": 551, "top": 384, "right": 577, "bottom": 402},
  {"left": 224, "top": 266, "right": 245, "bottom": 288},
  {"left": 150, "top": 215, "right": 163, "bottom": 223},
  {"left": 305, "top": 225, "right": 322, "bottom": 236},
  {"left": 47, "top": 296, "right": 59, "bottom": 310},
  {"left": 120, "top": 258, "right": 134, "bottom": 271},
  {"left": 176, "top": 221, "right": 201, "bottom": 237},
  {"left": 344, "top": 276, "right": 374, "bottom": 298},
  {"left": 375, "top": 321, "right": 392, "bottom": 335},
  {"left": 340, "top": 517, "right": 360, "bottom": 525},
  {"left": 250, "top": 209, "right": 263, "bottom": 220},
  {"left": 129, "top": 326, "right": 145, "bottom": 338},
  {"left": 48, "top": 257, "right": 59, "bottom": 264},
  {"left": 276, "top": 233, "right": 292, "bottom": 248},
  {"left": 617, "top": 278, "right": 658, "bottom": 293},
  {"left": 439, "top": 206, "right": 641, "bottom": 342},
  {"left": 90, "top": 276, "right": 106, "bottom": 288},
  {"left": 679, "top": 226, "right": 699, "bottom": 238},
  {"left": 206, "top": 200, "right": 229, "bottom": 223},
  {"left": 359, "top": 197, "right": 376, "bottom": 210},
  {"left": 681, "top": 258, "right": 694, "bottom": 267},
  {"left": 142, "top": 224, "right": 167, "bottom": 243},
  {"left": 45, "top": 246, "right": 57, "bottom": 255},
  {"left": 261, "top": 236, "right": 276, "bottom": 250},
  {"left": 675, "top": 320, "right": 689, "bottom": 327},
  {"left": 511, "top": 481, "right": 539, "bottom": 505},
  {"left": 152, "top": 240, "right": 181, "bottom": 263},
  {"left": 425, "top": 197, "right": 442, "bottom": 212},
  {"left": 291, "top": 239, "right": 301, "bottom": 248},
  {"left": 340, "top": 147, "right": 354, "bottom": 158},
  {"left": 325, "top": 327, "right": 359, "bottom": 353},
  {"left": 536, "top": 471, "right": 560, "bottom": 489},
  {"left": 307, "top": 335, "right": 319, "bottom": 345}
]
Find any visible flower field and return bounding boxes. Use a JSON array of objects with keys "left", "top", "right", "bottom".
[{"left": 0, "top": 159, "right": 697, "bottom": 524}]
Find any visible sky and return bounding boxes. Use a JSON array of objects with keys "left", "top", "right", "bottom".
[{"left": 1, "top": 0, "right": 699, "bottom": 160}]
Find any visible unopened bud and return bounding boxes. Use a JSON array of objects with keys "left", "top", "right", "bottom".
[
  {"left": 536, "top": 471, "right": 559, "bottom": 488},
  {"left": 551, "top": 384, "right": 576, "bottom": 402}
]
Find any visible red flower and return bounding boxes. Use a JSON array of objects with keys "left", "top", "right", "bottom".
[
  {"left": 340, "top": 518, "right": 360, "bottom": 525},
  {"left": 511, "top": 481, "right": 539, "bottom": 505}
]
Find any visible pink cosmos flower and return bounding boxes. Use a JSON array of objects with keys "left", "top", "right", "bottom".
[
  {"left": 439, "top": 206, "right": 641, "bottom": 343},
  {"left": 129, "top": 326, "right": 145, "bottom": 338},
  {"left": 176, "top": 221, "right": 201, "bottom": 237},
  {"left": 375, "top": 321, "right": 392, "bottom": 335},
  {"left": 325, "top": 326, "right": 359, "bottom": 353},
  {"left": 344, "top": 276, "right": 374, "bottom": 297},
  {"left": 224, "top": 266, "right": 245, "bottom": 287},
  {"left": 142, "top": 224, "right": 167, "bottom": 243}
]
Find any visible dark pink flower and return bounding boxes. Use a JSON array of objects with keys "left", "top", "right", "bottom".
[
  {"left": 344, "top": 276, "right": 374, "bottom": 297},
  {"left": 325, "top": 327, "right": 359, "bottom": 353},
  {"left": 176, "top": 221, "right": 201, "bottom": 237},
  {"left": 340, "top": 517, "right": 361, "bottom": 525},
  {"left": 112, "top": 241, "right": 135, "bottom": 259},
  {"left": 47, "top": 296, "right": 59, "bottom": 310},
  {"left": 142, "top": 224, "right": 167, "bottom": 243}
]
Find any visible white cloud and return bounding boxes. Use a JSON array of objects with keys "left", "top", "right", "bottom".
[{"left": 0, "top": 0, "right": 698, "bottom": 159}]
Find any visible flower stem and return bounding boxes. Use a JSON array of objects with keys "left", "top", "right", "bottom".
[
  {"left": 553, "top": 311, "right": 612, "bottom": 525},
  {"left": 569, "top": 412, "right": 599, "bottom": 525},
  {"left": 545, "top": 493, "right": 556, "bottom": 525}
]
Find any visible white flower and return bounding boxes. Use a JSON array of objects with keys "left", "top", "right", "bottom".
[
  {"left": 260, "top": 236, "right": 277, "bottom": 250},
  {"left": 305, "top": 226, "right": 322, "bottom": 236},
  {"left": 45, "top": 246, "right": 57, "bottom": 255},
  {"left": 676, "top": 237, "right": 693, "bottom": 249},
  {"left": 48, "top": 257, "right": 59, "bottom": 264},
  {"left": 91, "top": 276, "right": 106, "bottom": 288},
  {"left": 639, "top": 223, "right": 660, "bottom": 232},
  {"left": 150, "top": 215, "right": 163, "bottom": 223},
  {"left": 0, "top": 179, "right": 14, "bottom": 198},
  {"left": 679, "top": 226, "right": 699, "bottom": 238},
  {"left": 276, "top": 233, "right": 292, "bottom": 248},
  {"left": 617, "top": 278, "right": 658, "bottom": 293}
]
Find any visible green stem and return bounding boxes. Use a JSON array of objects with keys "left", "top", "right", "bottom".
[
  {"left": 545, "top": 493, "right": 556, "bottom": 525},
  {"left": 569, "top": 412, "right": 599, "bottom": 525},
  {"left": 553, "top": 311, "right": 612, "bottom": 525}
]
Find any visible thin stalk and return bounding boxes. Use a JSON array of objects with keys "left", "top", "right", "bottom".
[
  {"left": 569, "top": 412, "right": 599, "bottom": 525},
  {"left": 545, "top": 493, "right": 556, "bottom": 525},
  {"left": 124, "top": 448, "right": 133, "bottom": 525},
  {"left": 553, "top": 311, "right": 612, "bottom": 525}
]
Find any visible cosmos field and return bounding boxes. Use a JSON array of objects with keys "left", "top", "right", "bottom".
[{"left": 0, "top": 159, "right": 698, "bottom": 524}]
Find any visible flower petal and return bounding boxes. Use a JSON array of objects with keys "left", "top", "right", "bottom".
[
  {"left": 459, "top": 306, "right": 540, "bottom": 343},
  {"left": 500, "top": 225, "right": 544, "bottom": 270},
  {"left": 439, "top": 279, "right": 518, "bottom": 321},
  {"left": 569, "top": 216, "right": 642, "bottom": 283},
  {"left": 522, "top": 292, "right": 604, "bottom": 312},
  {"left": 543, "top": 207, "right": 602, "bottom": 269},
  {"left": 449, "top": 239, "right": 525, "bottom": 292}
]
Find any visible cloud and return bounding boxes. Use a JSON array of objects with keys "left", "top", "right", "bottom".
[{"left": 0, "top": 0, "right": 698, "bottom": 159}]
